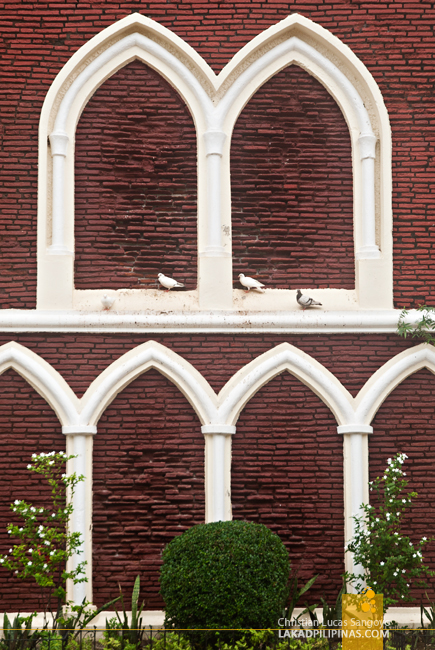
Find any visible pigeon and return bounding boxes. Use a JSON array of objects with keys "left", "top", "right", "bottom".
[
  {"left": 238, "top": 273, "right": 266, "bottom": 293},
  {"left": 101, "top": 294, "right": 115, "bottom": 310},
  {"left": 296, "top": 289, "right": 322, "bottom": 310},
  {"left": 158, "top": 273, "right": 185, "bottom": 290}
]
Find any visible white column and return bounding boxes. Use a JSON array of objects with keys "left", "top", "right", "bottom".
[
  {"left": 49, "top": 131, "right": 71, "bottom": 254},
  {"left": 63, "top": 425, "right": 96, "bottom": 605},
  {"left": 356, "top": 133, "right": 379, "bottom": 260},
  {"left": 337, "top": 424, "right": 373, "bottom": 589},
  {"left": 198, "top": 131, "right": 233, "bottom": 309},
  {"left": 202, "top": 425, "right": 235, "bottom": 523},
  {"left": 203, "top": 130, "right": 227, "bottom": 254}
]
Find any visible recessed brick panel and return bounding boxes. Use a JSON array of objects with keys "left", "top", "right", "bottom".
[
  {"left": 231, "top": 66, "right": 354, "bottom": 289},
  {"left": 74, "top": 60, "right": 197, "bottom": 290},
  {"left": 92, "top": 369, "right": 205, "bottom": 608},
  {"left": 2, "top": 2, "right": 435, "bottom": 302},
  {"left": 232, "top": 371, "right": 344, "bottom": 602},
  {"left": 371, "top": 368, "right": 435, "bottom": 605},
  {"left": 0, "top": 334, "right": 433, "bottom": 606},
  {"left": 0, "top": 369, "right": 65, "bottom": 611}
]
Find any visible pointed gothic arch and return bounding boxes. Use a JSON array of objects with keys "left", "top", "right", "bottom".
[
  {"left": 216, "top": 342, "right": 354, "bottom": 426},
  {"left": 355, "top": 344, "right": 435, "bottom": 425},
  {"left": 38, "top": 12, "right": 392, "bottom": 313},
  {"left": 79, "top": 340, "right": 218, "bottom": 426},
  {"left": 0, "top": 342, "right": 78, "bottom": 426}
]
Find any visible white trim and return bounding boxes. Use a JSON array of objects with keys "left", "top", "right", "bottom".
[
  {"left": 0, "top": 607, "right": 421, "bottom": 629},
  {"left": 0, "top": 341, "right": 79, "bottom": 425},
  {"left": 203, "top": 433, "right": 232, "bottom": 523},
  {"left": 79, "top": 340, "right": 218, "bottom": 427},
  {"left": 38, "top": 12, "right": 392, "bottom": 312},
  {"left": 337, "top": 424, "right": 373, "bottom": 435},
  {"left": 62, "top": 425, "right": 97, "bottom": 435},
  {"left": 340, "top": 428, "right": 370, "bottom": 578},
  {"left": 354, "top": 343, "right": 435, "bottom": 425},
  {"left": 201, "top": 425, "right": 236, "bottom": 435},
  {"left": 66, "top": 433, "right": 94, "bottom": 604},
  {"left": 202, "top": 425, "right": 235, "bottom": 523},
  {"left": 216, "top": 342, "right": 354, "bottom": 426},
  {"left": 0, "top": 308, "right": 410, "bottom": 333}
]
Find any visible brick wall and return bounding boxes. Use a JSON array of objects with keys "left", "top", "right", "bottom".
[
  {"left": 92, "top": 368, "right": 205, "bottom": 608},
  {"left": 371, "top": 367, "right": 435, "bottom": 605},
  {"left": 0, "top": 333, "right": 432, "bottom": 606},
  {"left": 1, "top": 1, "right": 435, "bottom": 303},
  {"left": 0, "top": 369, "right": 66, "bottom": 611},
  {"left": 232, "top": 66, "right": 354, "bottom": 289},
  {"left": 75, "top": 60, "right": 197, "bottom": 290},
  {"left": 232, "top": 371, "right": 344, "bottom": 602}
]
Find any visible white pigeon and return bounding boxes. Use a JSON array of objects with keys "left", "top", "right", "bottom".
[
  {"left": 296, "top": 289, "right": 322, "bottom": 309},
  {"left": 101, "top": 294, "right": 115, "bottom": 310},
  {"left": 238, "top": 273, "right": 266, "bottom": 293},
  {"left": 158, "top": 273, "right": 185, "bottom": 290}
]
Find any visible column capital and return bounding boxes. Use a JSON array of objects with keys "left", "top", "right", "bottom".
[
  {"left": 203, "top": 130, "right": 226, "bottom": 156},
  {"left": 201, "top": 424, "right": 236, "bottom": 435},
  {"left": 62, "top": 425, "right": 97, "bottom": 436},
  {"left": 49, "top": 131, "right": 69, "bottom": 157},
  {"left": 337, "top": 424, "right": 373, "bottom": 435},
  {"left": 358, "top": 133, "right": 376, "bottom": 160}
]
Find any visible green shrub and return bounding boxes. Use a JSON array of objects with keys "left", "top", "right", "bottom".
[{"left": 160, "top": 520, "right": 290, "bottom": 646}]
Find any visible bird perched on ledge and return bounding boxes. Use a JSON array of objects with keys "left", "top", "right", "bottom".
[
  {"left": 101, "top": 294, "right": 115, "bottom": 310},
  {"left": 238, "top": 273, "right": 266, "bottom": 293},
  {"left": 296, "top": 289, "right": 322, "bottom": 310},
  {"left": 158, "top": 273, "right": 185, "bottom": 290}
]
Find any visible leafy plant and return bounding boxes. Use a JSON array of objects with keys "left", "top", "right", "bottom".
[
  {"left": 345, "top": 453, "right": 433, "bottom": 611},
  {"left": 57, "top": 596, "right": 121, "bottom": 647},
  {"left": 397, "top": 305, "right": 435, "bottom": 345},
  {"left": 281, "top": 573, "right": 318, "bottom": 626},
  {"left": 321, "top": 583, "right": 345, "bottom": 630},
  {"left": 320, "top": 584, "right": 346, "bottom": 650},
  {"left": 160, "top": 520, "right": 290, "bottom": 648},
  {"left": 0, "top": 613, "right": 40, "bottom": 650},
  {"left": 0, "top": 451, "right": 121, "bottom": 645},
  {"left": 0, "top": 451, "right": 86, "bottom": 621},
  {"left": 105, "top": 575, "right": 145, "bottom": 647}
]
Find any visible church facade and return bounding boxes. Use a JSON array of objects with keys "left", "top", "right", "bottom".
[{"left": 1, "top": 0, "right": 435, "bottom": 616}]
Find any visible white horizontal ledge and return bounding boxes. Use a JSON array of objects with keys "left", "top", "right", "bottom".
[{"left": 0, "top": 309, "right": 415, "bottom": 333}]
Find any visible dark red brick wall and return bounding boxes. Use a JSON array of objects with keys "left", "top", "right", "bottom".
[
  {"left": 0, "top": 369, "right": 66, "bottom": 611},
  {"left": 92, "top": 369, "right": 205, "bottom": 608},
  {"left": 74, "top": 60, "right": 197, "bottom": 290},
  {"left": 0, "top": 332, "right": 413, "bottom": 400},
  {"left": 0, "top": 333, "right": 432, "bottom": 607},
  {"left": 231, "top": 66, "right": 354, "bottom": 289},
  {"left": 232, "top": 371, "right": 344, "bottom": 602},
  {"left": 371, "top": 368, "right": 435, "bottom": 605},
  {"left": 2, "top": 1, "right": 435, "bottom": 303}
]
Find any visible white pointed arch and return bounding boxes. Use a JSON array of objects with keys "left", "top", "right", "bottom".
[
  {"left": 79, "top": 340, "right": 218, "bottom": 427},
  {"left": 355, "top": 343, "right": 435, "bottom": 425},
  {"left": 215, "top": 342, "right": 355, "bottom": 426},
  {"left": 38, "top": 12, "right": 392, "bottom": 314},
  {"left": 214, "top": 13, "right": 392, "bottom": 310},
  {"left": 0, "top": 341, "right": 79, "bottom": 426}
]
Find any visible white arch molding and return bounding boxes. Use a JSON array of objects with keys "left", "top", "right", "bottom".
[
  {"left": 38, "top": 12, "right": 392, "bottom": 313},
  {"left": 5, "top": 340, "right": 433, "bottom": 605}
]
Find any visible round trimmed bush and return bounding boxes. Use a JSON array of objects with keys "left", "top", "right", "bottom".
[{"left": 160, "top": 520, "right": 290, "bottom": 639}]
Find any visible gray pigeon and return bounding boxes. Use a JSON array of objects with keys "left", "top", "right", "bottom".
[{"left": 296, "top": 289, "right": 322, "bottom": 309}]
